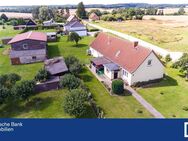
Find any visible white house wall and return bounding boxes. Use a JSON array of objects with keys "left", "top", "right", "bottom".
[
  {"left": 120, "top": 68, "right": 132, "bottom": 85},
  {"left": 130, "top": 52, "right": 164, "bottom": 85},
  {"left": 90, "top": 47, "right": 103, "bottom": 57},
  {"left": 104, "top": 66, "right": 113, "bottom": 79}
]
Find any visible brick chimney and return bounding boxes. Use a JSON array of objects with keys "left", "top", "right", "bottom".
[{"left": 133, "top": 41, "right": 139, "bottom": 48}]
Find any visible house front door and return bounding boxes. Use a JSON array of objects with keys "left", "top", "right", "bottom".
[{"left": 114, "top": 72, "right": 118, "bottom": 79}]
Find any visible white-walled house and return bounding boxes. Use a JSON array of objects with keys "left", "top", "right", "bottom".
[
  {"left": 43, "top": 19, "right": 56, "bottom": 26},
  {"left": 64, "top": 15, "right": 87, "bottom": 36},
  {"left": 90, "top": 32, "right": 164, "bottom": 86}
]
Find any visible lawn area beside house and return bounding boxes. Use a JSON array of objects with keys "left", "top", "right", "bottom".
[
  {"left": 137, "top": 66, "right": 188, "bottom": 118},
  {"left": 0, "top": 34, "right": 153, "bottom": 118},
  {"left": 79, "top": 68, "right": 153, "bottom": 118},
  {"left": 0, "top": 89, "right": 96, "bottom": 118},
  {"left": 0, "top": 25, "right": 21, "bottom": 38},
  {"left": 47, "top": 37, "right": 153, "bottom": 118},
  {"left": 94, "top": 20, "right": 188, "bottom": 52}
]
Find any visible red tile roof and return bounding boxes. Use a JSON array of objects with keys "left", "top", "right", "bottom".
[
  {"left": 8, "top": 31, "right": 47, "bottom": 44},
  {"left": 89, "top": 13, "right": 99, "bottom": 20},
  {"left": 90, "top": 32, "right": 154, "bottom": 73}
]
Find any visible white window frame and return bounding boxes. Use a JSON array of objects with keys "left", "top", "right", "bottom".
[
  {"left": 123, "top": 70, "right": 128, "bottom": 77},
  {"left": 23, "top": 44, "right": 28, "bottom": 49}
]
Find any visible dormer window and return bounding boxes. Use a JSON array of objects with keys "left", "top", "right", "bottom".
[
  {"left": 23, "top": 44, "right": 28, "bottom": 49},
  {"left": 148, "top": 59, "right": 152, "bottom": 66},
  {"left": 115, "top": 50, "right": 121, "bottom": 57}
]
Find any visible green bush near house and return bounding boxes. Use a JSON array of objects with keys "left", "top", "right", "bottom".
[
  {"left": 59, "top": 74, "right": 81, "bottom": 90},
  {"left": 112, "top": 79, "right": 124, "bottom": 94},
  {"left": 165, "top": 54, "right": 172, "bottom": 63}
]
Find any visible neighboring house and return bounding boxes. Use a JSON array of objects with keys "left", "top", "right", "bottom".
[
  {"left": 89, "top": 13, "right": 100, "bottom": 21},
  {"left": 43, "top": 19, "right": 56, "bottom": 26},
  {"left": 8, "top": 31, "right": 47, "bottom": 65},
  {"left": 13, "top": 19, "right": 37, "bottom": 30},
  {"left": 44, "top": 57, "right": 68, "bottom": 76},
  {"left": 64, "top": 20, "right": 87, "bottom": 36},
  {"left": 25, "top": 19, "right": 37, "bottom": 28},
  {"left": 67, "top": 15, "right": 79, "bottom": 22},
  {"left": 90, "top": 32, "right": 164, "bottom": 86},
  {"left": 64, "top": 15, "right": 87, "bottom": 36}
]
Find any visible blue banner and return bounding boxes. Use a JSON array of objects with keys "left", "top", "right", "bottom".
[{"left": 0, "top": 119, "right": 187, "bottom": 141}]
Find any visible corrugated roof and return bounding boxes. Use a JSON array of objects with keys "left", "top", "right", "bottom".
[
  {"left": 91, "top": 57, "right": 111, "bottom": 66},
  {"left": 45, "top": 57, "right": 68, "bottom": 75},
  {"left": 90, "top": 32, "right": 153, "bottom": 73},
  {"left": 8, "top": 31, "right": 47, "bottom": 44},
  {"left": 104, "top": 63, "right": 119, "bottom": 71}
]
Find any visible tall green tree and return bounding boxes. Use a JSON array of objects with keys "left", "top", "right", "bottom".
[
  {"left": 32, "top": 6, "right": 40, "bottom": 19},
  {"left": 76, "top": 2, "right": 87, "bottom": 19},
  {"left": 178, "top": 7, "right": 185, "bottom": 15},
  {"left": 67, "top": 32, "right": 82, "bottom": 46},
  {"left": 0, "top": 13, "right": 8, "bottom": 22},
  {"left": 63, "top": 89, "right": 88, "bottom": 117},
  {"left": 38, "top": 6, "right": 54, "bottom": 21},
  {"left": 14, "top": 80, "right": 35, "bottom": 101}
]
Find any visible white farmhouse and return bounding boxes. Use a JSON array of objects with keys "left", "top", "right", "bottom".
[
  {"left": 43, "top": 19, "right": 56, "bottom": 26},
  {"left": 64, "top": 15, "right": 87, "bottom": 36},
  {"left": 90, "top": 32, "right": 164, "bottom": 86}
]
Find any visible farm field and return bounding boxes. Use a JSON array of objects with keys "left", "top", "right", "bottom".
[
  {"left": 94, "top": 17, "right": 188, "bottom": 52},
  {"left": 137, "top": 65, "right": 188, "bottom": 118},
  {"left": 0, "top": 27, "right": 152, "bottom": 118}
]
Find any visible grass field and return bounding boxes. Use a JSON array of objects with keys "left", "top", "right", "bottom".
[
  {"left": 137, "top": 65, "right": 188, "bottom": 118},
  {"left": 94, "top": 19, "right": 188, "bottom": 52},
  {"left": 0, "top": 28, "right": 152, "bottom": 118}
]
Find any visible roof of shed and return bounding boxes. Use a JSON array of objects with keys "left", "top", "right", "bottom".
[
  {"left": 8, "top": 31, "right": 47, "bottom": 44},
  {"left": 103, "top": 63, "right": 119, "bottom": 71},
  {"left": 91, "top": 57, "right": 111, "bottom": 66},
  {"left": 45, "top": 57, "right": 68, "bottom": 75}
]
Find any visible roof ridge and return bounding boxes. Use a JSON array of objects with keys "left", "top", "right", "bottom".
[
  {"left": 27, "top": 31, "right": 33, "bottom": 39},
  {"left": 100, "top": 32, "right": 152, "bottom": 52}
]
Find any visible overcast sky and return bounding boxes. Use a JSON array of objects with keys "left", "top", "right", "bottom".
[{"left": 0, "top": 0, "right": 188, "bottom": 6}]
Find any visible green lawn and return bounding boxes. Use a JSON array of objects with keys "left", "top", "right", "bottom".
[
  {"left": 137, "top": 66, "right": 188, "bottom": 118},
  {"left": 79, "top": 68, "right": 152, "bottom": 118},
  {"left": 0, "top": 25, "right": 20, "bottom": 39},
  {"left": 0, "top": 30, "right": 152, "bottom": 118},
  {"left": 94, "top": 20, "right": 188, "bottom": 52}
]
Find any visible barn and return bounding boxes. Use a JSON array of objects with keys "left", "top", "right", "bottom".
[{"left": 8, "top": 31, "right": 47, "bottom": 65}]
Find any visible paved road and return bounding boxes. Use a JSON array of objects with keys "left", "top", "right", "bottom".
[
  {"left": 86, "top": 22, "right": 183, "bottom": 62},
  {"left": 125, "top": 86, "right": 165, "bottom": 118}
]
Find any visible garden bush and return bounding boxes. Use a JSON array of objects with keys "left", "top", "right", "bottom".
[
  {"left": 112, "top": 79, "right": 124, "bottom": 94},
  {"left": 35, "top": 69, "right": 50, "bottom": 82},
  {"left": 165, "top": 54, "right": 172, "bottom": 62},
  {"left": 63, "top": 89, "right": 88, "bottom": 117},
  {"left": 59, "top": 74, "right": 81, "bottom": 90}
]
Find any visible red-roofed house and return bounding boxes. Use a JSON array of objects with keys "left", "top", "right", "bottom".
[
  {"left": 90, "top": 32, "right": 164, "bottom": 86},
  {"left": 89, "top": 13, "right": 100, "bottom": 21},
  {"left": 8, "top": 31, "right": 47, "bottom": 65}
]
